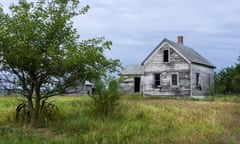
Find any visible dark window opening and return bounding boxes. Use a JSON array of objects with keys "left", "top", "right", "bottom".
[
  {"left": 172, "top": 74, "right": 178, "bottom": 86},
  {"left": 196, "top": 73, "right": 201, "bottom": 90},
  {"left": 163, "top": 50, "right": 169, "bottom": 62},
  {"left": 154, "top": 73, "right": 161, "bottom": 88},
  {"left": 134, "top": 77, "right": 141, "bottom": 92}
]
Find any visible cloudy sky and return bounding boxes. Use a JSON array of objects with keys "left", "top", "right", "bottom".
[{"left": 1, "top": 0, "right": 240, "bottom": 71}]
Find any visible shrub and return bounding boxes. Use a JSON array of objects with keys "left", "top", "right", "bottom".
[{"left": 90, "top": 77, "right": 120, "bottom": 117}]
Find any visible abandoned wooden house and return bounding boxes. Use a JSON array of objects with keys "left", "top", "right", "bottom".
[{"left": 120, "top": 36, "right": 215, "bottom": 96}]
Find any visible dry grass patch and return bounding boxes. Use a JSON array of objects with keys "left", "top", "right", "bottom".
[{"left": 0, "top": 96, "right": 240, "bottom": 143}]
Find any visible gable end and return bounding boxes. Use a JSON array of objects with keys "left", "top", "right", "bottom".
[
  {"left": 141, "top": 38, "right": 215, "bottom": 69},
  {"left": 141, "top": 39, "right": 191, "bottom": 66}
]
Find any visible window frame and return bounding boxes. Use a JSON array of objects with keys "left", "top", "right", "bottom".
[
  {"left": 195, "top": 72, "right": 202, "bottom": 90},
  {"left": 163, "top": 49, "right": 170, "bottom": 63},
  {"left": 171, "top": 73, "right": 179, "bottom": 87},
  {"left": 154, "top": 73, "right": 161, "bottom": 88},
  {"left": 196, "top": 73, "right": 200, "bottom": 87}
]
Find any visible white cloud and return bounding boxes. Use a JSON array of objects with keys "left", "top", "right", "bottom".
[{"left": 1, "top": 0, "right": 240, "bottom": 71}]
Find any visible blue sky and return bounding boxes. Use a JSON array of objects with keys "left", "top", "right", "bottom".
[{"left": 2, "top": 0, "right": 240, "bottom": 72}]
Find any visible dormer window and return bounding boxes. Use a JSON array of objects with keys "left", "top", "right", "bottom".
[{"left": 163, "top": 49, "right": 169, "bottom": 62}]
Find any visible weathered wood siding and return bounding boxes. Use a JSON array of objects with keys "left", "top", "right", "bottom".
[
  {"left": 120, "top": 76, "right": 143, "bottom": 93},
  {"left": 120, "top": 78, "right": 135, "bottom": 93},
  {"left": 143, "top": 44, "right": 191, "bottom": 96},
  {"left": 65, "top": 83, "right": 93, "bottom": 95},
  {"left": 191, "top": 64, "right": 214, "bottom": 96}
]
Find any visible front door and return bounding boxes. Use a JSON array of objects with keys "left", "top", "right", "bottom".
[{"left": 134, "top": 77, "right": 141, "bottom": 93}]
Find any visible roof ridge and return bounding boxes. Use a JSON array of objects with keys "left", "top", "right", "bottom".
[{"left": 166, "top": 39, "right": 215, "bottom": 68}]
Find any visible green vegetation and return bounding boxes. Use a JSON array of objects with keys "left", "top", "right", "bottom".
[
  {"left": 215, "top": 64, "right": 240, "bottom": 95},
  {"left": 90, "top": 78, "right": 121, "bottom": 116},
  {"left": 210, "top": 95, "right": 240, "bottom": 102},
  {"left": 0, "top": 0, "right": 121, "bottom": 126},
  {"left": 1, "top": 95, "right": 240, "bottom": 144}
]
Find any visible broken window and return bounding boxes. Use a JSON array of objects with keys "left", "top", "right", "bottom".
[
  {"left": 163, "top": 50, "right": 169, "bottom": 62},
  {"left": 196, "top": 73, "right": 201, "bottom": 90},
  {"left": 154, "top": 73, "right": 161, "bottom": 88},
  {"left": 171, "top": 74, "right": 178, "bottom": 86}
]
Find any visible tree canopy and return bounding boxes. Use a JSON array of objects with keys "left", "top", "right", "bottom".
[
  {"left": 215, "top": 64, "right": 240, "bottom": 94},
  {"left": 0, "top": 0, "right": 121, "bottom": 126}
]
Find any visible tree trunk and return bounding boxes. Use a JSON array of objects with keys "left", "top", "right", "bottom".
[
  {"left": 30, "top": 110, "right": 37, "bottom": 127},
  {"left": 27, "top": 98, "right": 37, "bottom": 127},
  {"left": 31, "top": 85, "right": 41, "bottom": 127}
]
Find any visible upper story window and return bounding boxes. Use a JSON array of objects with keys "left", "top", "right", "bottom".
[{"left": 163, "top": 49, "right": 169, "bottom": 62}]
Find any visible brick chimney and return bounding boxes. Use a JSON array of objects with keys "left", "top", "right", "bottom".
[{"left": 177, "top": 36, "right": 183, "bottom": 45}]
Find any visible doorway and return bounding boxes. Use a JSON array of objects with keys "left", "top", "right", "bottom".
[{"left": 134, "top": 77, "right": 141, "bottom": 93}]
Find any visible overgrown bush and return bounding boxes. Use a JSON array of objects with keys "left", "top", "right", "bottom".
[
  {"left": 90, "top": 77, "right": 120, "bottom": 116},
  {"left": 16, "top": 97, "right": 59, "bottom": 124}
]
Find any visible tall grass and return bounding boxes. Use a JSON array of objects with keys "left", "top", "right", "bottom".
[
  {"left": 211, "top": 95, "right": 240, "bottom": 102},
  {"left": 0, "top": 95, "right": 239, "bottom": 143},
  {"left": 0, "top": 96, "right": 19, "bottom": 125}
]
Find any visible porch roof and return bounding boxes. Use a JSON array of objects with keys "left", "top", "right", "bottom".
[{"left": 120, "top": 65, "right": 144, "bottom": 76}]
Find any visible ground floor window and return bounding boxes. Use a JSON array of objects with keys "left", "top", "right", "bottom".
[
  {"left": 196, "top": 73, "right": 202, "bottom": 90},
  {"left": 171, "top": 74, "right": 178, "bottom": 87},
  {"left": 154, "top": 73, "right": 161, "bottom": 88}
]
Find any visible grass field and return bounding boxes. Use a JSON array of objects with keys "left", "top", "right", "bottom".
[{"left": 0, "top": 95, "right": 240, "bottom": 144}]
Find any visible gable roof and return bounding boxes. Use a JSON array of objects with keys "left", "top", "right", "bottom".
[
  {"left": 120, "top": 64, "right": 144, "bottom": 76},
  {"left": 141, "top": 38, "right": 215, "bottom": 68}
]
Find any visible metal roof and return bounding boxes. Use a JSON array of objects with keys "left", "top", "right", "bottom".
[
  {"left": 142, "top": 38, "right": 215, "bottom": 68},
  {"left": 120, "top": 64, "right": 144, "bottom": 75}
]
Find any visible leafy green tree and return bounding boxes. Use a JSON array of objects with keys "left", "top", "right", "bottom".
[
  {"left": 0, "top": 0, "right": 121, "bottom": 127},
  {"left": 232, "top": 64, "right": 240, "bottom": 93},
  {"left": 215, "top": 65, "right": 240, "bottom": 95},
  {"left": 215, "top": 66, "right": 236, "bottom": 94}
]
